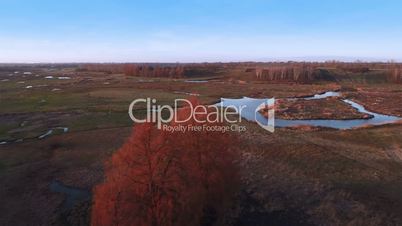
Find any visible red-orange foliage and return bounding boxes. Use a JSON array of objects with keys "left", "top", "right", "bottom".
[{"left": 91, "top": 99, "right": 239, "bottom": 226}]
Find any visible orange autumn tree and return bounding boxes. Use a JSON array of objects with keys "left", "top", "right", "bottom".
[{"left": 91, "top": 99, "right": 240, "bottom": 226}]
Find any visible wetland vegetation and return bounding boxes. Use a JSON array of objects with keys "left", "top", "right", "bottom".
[{"left": 1, "top": 62, "right": 402, "bottom": 225}]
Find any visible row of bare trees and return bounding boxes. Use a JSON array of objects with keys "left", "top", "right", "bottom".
[
  {"left": 123, "top": 64, "right": 185, "bottom": 78},
  {"left": 91, "top": 99, "right": 240, "bottom": 226},
  {"left": 249, "top": 61, "right": 402, "bottom": 71},
  {"left": 387, "top": 66, "right": 402, "bottom": 83},
  {"left": 79, "top": 64, "right": 185, "bottom": 78},
  {"left": 255, "top": 65, "right": 316, "bottom": 82},
  {"left": 250, "top": 62, "right": 402, "bottom": 83}
]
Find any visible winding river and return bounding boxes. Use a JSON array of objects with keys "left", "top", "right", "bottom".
[{"left": 217, "top": 91, "right": 401, "bottom": 130}]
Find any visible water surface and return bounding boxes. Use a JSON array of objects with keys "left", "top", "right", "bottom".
[
  {"left": 217, "top": 91, "right": 401, "bottom": 130},
  {"left": 50, "top": 180, "right": 90, "bottom": 209},
  {"left": 185, "top": 80, "right": 209, "bottom": 83}
]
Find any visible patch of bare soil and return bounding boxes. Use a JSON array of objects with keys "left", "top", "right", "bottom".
[
  {"left": 385, "top": 145, "right": 402, "bottom": 163},
  {"left": 235, "top": 125, "right": 402, "bottom": 225}
]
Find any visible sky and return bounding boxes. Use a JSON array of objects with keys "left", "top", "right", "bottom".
[{"left": 0, "top": 0, "right": 401, "bottom": 62}]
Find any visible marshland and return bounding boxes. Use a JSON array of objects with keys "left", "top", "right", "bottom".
[{"left": 1, "top": 62, "right": 402, "bottom": 225}]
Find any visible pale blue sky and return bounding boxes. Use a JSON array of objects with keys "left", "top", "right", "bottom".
[{"left": 0, "top": 0, "right": 401, "bottom": 62}]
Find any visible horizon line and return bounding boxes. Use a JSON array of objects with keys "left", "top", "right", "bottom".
[{"left": 1, "top": 55, "right": 401, "bottom": 64}]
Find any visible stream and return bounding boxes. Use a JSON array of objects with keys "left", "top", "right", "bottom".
[
  {"left": 217, "top": 91, "right": 401, "bottom": 130},
  {"left": 38, "top": 127, "right": 69, "bottom": 139},
  {"left": 50, "top": 180, "right": 91, "bottom": 210}
]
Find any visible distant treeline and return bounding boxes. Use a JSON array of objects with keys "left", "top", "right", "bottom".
[
  {"left": 245, "top": 62, "right": 402, "bottom": 83},
  {"left": 123, "top": 64, "right": 185, "bottom": 78},
  {"left": 252, "top": 65, "right": 317, "bottom": 82},
  {"left": 76, "top": 62, "right": 402, "bottom": 83},
  {"left": 78, "top": 63, "right": 224, "bottom": 78},
  {"left": 387, "top": 65, "right": 402, "bottom": 83},
  {"left": 0, "top": 63, "right": 77, "bottom": 72}
]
